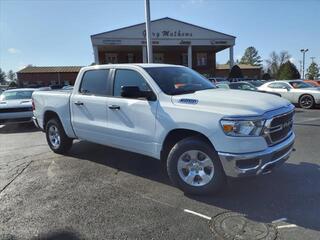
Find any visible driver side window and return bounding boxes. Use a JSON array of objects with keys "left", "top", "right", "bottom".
[
  {"left": 268, "top": 82, "right": 290, "bottom": 89},
  {"left": 113, "top": 69, "right": 151, "bottom": 97}
]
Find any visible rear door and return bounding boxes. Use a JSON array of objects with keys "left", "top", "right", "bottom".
[
  {"left": 106, "top": 68, "right": 158, "bottom": 156},
  {"left": 71, "top": 69, "right": 111, "bottom": 145}
]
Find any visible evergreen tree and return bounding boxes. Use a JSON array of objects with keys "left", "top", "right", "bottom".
[
  {"left": 0, "top": 68, "right": 6, "bottom": 84},
  {"left": 7, "top": 70, "right": 17, "bottom": 82},
  {"left": 239, "top": 47, "right": 262, "bottom": 66},
  {"left": 229, "top": 65, "right": 243, "bottom": 79},
  {"left": 277, "top": 61, "right": 301, "bottom": 80},
  {"left": 306, "top": 62, "right": 319, "bottom": 80}
]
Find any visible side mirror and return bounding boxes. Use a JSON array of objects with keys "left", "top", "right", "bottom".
[
  {"left": 121, "top": 86, "right": 156, "bottom": 101},
  {"left": 286, "top": 87, "right": 291, "bottom": 91}
]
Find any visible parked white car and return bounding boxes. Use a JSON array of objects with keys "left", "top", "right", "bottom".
[
  {"left": 258, "top": 80, "right": 320, "bottom": 109},
  {"left": 0, "top": 88, "right": 35, "bottom": 124},
  {"left": 33, "top": 64, "right": 295, "bottom": 195}
]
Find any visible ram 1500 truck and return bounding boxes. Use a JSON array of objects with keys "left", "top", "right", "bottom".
[{"left": 32, "top": 64, "right": 295, "bottom": 195}]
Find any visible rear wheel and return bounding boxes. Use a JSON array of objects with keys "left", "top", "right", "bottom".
[
  {"left": 299, "top": 94, "right": 314, "bottom": 109},
  {"left": 46, "top": 118, "right": 73, "bottom": 154},
  {"left": 167, "top": 137, "right": 226, "bottom": 195}
]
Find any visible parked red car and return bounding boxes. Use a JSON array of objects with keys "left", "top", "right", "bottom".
[{"left": 304, "top": 80, "right": 320, "bottom": 87}]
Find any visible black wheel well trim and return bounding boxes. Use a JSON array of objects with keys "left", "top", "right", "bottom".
[
  {"left": 43, "top": 110, "right": 62, "bottom": 130},
  {"left": 299, "top": 93, "right": 314, "bottom": 102},
  {"left": 160, "top": 128, "right": 215, "bottom": 164}
]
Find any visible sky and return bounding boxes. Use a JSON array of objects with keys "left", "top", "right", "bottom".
[{"left": 0, "top": 0, "right": 319, "bottom": 73}]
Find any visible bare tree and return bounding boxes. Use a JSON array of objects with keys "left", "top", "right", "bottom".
[{"left": 265, "top": 51, "right": 291, "bottom": 78}]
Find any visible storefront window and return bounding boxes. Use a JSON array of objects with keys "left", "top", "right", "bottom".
[
  {"left": 182, "top": 53, "right": 188, "bottom": 66},
  {"left": 197, "top": 53, "right": 207, "bottom": 66},
  {"left": 153, "top": 53, "right": 164, "bottom": 63},
  {"left": 127, "top": 53, "right": 134, "bottom": 63},
  {"left": 105, "top": 53, "right": 118, "bottom": 64}
]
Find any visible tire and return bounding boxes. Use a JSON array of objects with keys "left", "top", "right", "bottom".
[
  {"left": 299, "top": 94, "right": 314, "bottom": 109},
  {"left": 45, "top": 118, "right": 73, "bottom": 154},
  {"left": 167, "top": 137, "right": 226, "bottom": 195}
]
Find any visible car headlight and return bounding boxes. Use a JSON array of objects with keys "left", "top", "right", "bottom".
[{"left": 220, "top": 119, "right": 265, "bottom": 137}]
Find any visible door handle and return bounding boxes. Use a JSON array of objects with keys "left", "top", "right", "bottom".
[
  {"left": 108, "top": 105, "right": 120, "bottom": 110},
  {"left": 74, "top": 101, "right": 84, "bottom": 106}
]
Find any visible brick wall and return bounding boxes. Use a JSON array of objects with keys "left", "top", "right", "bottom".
[{"left": 17, "top": 72, "right": 79, "bottom": 87}]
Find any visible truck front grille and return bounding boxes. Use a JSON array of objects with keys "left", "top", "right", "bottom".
[{"left": 264, "top": 110, "right": 294, "bottom": 146}]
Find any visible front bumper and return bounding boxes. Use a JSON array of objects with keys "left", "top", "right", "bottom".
[{"left": 218, "top": 132, "right": 295, "bottom": 177}]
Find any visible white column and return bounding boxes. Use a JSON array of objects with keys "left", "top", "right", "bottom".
[
  {"left": 188, "top": 45, "right": 192, "bottom": 68},
  {"left": 142, "top": 46, "right": 147, "bottom": 63},
  {"left": 229, "top": 45, "right": 234, "bottom": 70},
  {"left": 93, "top": 45, "right": 99, "bottom": 64}
]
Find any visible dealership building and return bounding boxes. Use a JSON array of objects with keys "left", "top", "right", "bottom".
[
  {"left": 91, "top": 17, "right": 235, "bottom": 75},
  {"left": 17, "top": 17, "right": 261, "bottom": 87}
]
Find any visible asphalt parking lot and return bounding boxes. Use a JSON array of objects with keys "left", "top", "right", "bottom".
[{"left": 0, "top": 109, "right": 319, "bottom": 240}]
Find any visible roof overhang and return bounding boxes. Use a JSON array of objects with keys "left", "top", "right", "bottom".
[{"left": 91, "top": 17, "right": 235, "bottom": 48}]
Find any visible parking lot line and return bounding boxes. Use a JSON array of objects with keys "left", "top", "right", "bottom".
[{"left": 183, "top": 209, "right": 212, "bottom": 220}]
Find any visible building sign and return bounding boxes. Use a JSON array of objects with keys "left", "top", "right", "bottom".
[
  {"left": 102, "top": 39, "right": 122, "bottom": 44},
  {"left": 142, "top": 30, "right": 193, "bottom": 38}
]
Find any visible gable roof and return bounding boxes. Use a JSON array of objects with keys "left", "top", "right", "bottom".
[
  {"left": 18, "top": 66, "right": 83, "bottom": 73},
  {"left": 91, "top": 17, "right": 235, "bottom": 39},
  {"left": 216, "top": 64, "right": 262, "bottom": 70}
]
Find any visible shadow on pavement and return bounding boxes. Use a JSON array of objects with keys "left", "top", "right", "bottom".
[
  {"left": 0, "top": 229, "right": 81, "bottom": 240},
  {"left": 0, "top": 122, "right": 39, "bottom": 134},
  {"left": 69, "top": 141, "right": 320, "bottom": 232}
]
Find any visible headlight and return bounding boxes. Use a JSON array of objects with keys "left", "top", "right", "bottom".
[{"left": 220, "top": 119, "right": 265, "bottom": 137}]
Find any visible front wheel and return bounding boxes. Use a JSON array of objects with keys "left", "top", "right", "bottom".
[
  {"left": 167, "top": 137, "right": 226, "bottom": 195},
  {"left": 46, "top": 118, "right": 73, "bottom": 154}
]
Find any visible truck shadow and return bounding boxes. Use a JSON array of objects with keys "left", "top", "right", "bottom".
[
  {"left": 0, "top": 123, "right": 39, "bottom": 134},
  {"left": 69, "top": 141, "right": 320, "bottom": 232}
]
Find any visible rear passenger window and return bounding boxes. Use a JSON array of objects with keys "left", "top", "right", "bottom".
[
  {"left": 113, "top": 69, "right": 151, "bottom": 97},
  {"left": 80, "top": 70, "right": 109, "bottom": 96}
]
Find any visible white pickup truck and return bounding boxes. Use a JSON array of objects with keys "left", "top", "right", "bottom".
[{"left": 33, "top": 64, "right": 295, "bottom": 195}]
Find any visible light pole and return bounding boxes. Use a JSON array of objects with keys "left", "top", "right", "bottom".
[
  {"left": 144, "top": 0, "right": 153, "bottom": 63},
  {"left": 300, "top": 48, "right": 308, "bottom": 79}
]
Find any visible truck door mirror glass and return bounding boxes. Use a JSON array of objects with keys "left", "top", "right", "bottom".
[{"left": 121, "top": 86, "right": 156, "bottom": 101}]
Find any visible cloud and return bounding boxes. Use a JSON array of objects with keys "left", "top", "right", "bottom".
[
  {"left": 181, "top": 0, "right": 205, "bottom": 8},
  {"left": 8, "top": 48, "right": 21, "bottom": 54},
  {"left": 289, "top": 57, "right": 296, "bottom": 64}
]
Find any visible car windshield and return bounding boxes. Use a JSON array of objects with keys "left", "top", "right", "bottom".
[
  {"left": 229, "top": 82, "right": 257, "bottom": 91},
  {"left": 251, "top": 81, "right": 265, "bottom": 87},
  {"left": 289, "top": 81, "right": 313, "bottom": 89},
  {"left": 144, "top": 67, "right": 215, "bottom": 95},
  {"left": 0, "top": 90, "right": 34, "bottom": 101}
]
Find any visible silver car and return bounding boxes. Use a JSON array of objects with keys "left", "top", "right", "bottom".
[
  {"left": 258, "top": 80, "right": 320, "bottom": 109},
  {"left": 0, "top": 88, "right": 35, "bottom": 124}
]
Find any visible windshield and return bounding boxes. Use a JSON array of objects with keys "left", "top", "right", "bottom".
[
  {"left": 0, "top": 90, "right": 34, "bottom": 101},
  {"left": 229, "top": 82, "right": 257, "bottom": 91},
  {"left": 250, "top": 81, "right": 264, "bottom": 87},
  {"left": 144, "top": 67, "right": 215, "bottom": 95},
  {"left": 289, "top": 81, "right": 313, "bottom": 89}
]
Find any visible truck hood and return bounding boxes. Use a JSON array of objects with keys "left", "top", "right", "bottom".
[
  {"left": 0, "top": 99, "right": 32, "bottom": 108},
  {"left": 171, "top": 88, "right": 291, "bottom": 116}
]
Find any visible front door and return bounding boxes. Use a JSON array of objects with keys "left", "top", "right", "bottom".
[{"left": 107, "top": 68, "right": 158, "bottom": 156}]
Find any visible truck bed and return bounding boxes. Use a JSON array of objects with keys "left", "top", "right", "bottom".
[{"left": 32, "top": 90, "right": 76, "bottom": 138}]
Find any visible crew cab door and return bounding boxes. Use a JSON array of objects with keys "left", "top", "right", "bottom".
[
  {"left": 70, "top": 69, "right": 111, "bottom": 145},
  {"left": 106, "top": 68, "right": 158, "bottom": 156}
]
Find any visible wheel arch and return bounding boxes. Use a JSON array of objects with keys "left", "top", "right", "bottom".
[{"left": 160, "top": 128, "right": 215, "bottom": 164}]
